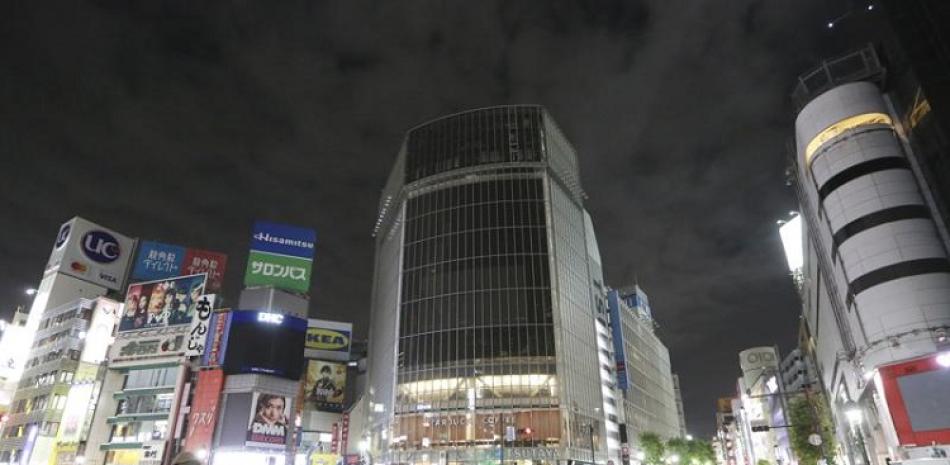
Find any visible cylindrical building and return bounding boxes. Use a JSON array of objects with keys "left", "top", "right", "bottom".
[
  {"left": 793, "top": 50, "right": 950, "bottom": 459},
  {"left": 366, "top": 106, "right": 613, "bottom": 465}
]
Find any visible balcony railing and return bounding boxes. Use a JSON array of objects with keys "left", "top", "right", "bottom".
[{"left": 792, "top": 45, "right": 886, "bottom": 111}]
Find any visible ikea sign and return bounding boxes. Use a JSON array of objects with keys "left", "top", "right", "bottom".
[{"left": 306, "top": 327, "right": 350, "bottom": 352}]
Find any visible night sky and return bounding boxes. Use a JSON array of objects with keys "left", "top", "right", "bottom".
[{"left": 0, "top": 1, "right": 882, "bottom": 438}]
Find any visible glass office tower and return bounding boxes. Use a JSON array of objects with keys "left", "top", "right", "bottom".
[{"left": 367, "top": 106, "right": 610, "bottom": 465}]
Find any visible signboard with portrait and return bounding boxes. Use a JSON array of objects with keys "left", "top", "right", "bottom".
[
  {"left": 304, "top": 360, "right": 346, "bottom": 412},
  {"left": 246, "top": 392, "right": 292, "bottom": 448},
  {"left": 119, "top": 274, "right": 207, "bottom": 333}
]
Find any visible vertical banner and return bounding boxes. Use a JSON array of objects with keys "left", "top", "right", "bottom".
[
  {"left": 202, "top": 311, "right": 232, "bottom": 367},
  {"left": 184, "top": 369, "right": 225, "bottom": 455},
  {"left": 340, "top": 412, "right": 350, "bottom": 453},
  {"left": 331, "top": 423, "right": 339, "bottom": 454},
  {"left": 185, "top": 294, "right": 216, "bottom": 357}
]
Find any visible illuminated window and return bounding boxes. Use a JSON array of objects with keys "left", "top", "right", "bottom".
[{"left": 805, "top": 112, "right": 893, "bottom": 165}]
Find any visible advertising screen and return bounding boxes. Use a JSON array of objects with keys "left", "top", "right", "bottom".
[
  {"left": 222, "top": 311, "right": 306, "bottom": 380},
  {"left": 119, "top": 274, "right": 207, "bottom": 332},
  {"left": 304, "top": 360, "right": 346, "bottom": 412},
  {"left": 246, "top": 392, "right": 292, "bottom": 448},
  {"left": 132, "top": 241, "right": 229, "bottom": 292}
]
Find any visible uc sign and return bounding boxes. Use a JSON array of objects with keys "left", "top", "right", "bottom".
[
  {"left": 306, "top": 328, "right": 350, "bottom": 351},
  {"left": 81, "top": 230, "right": 121, "bottom": 263}
]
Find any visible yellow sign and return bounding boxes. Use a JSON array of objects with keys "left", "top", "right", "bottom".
[
  {"left": 311, "top": 453, "right": 340, "bottom": 465},
  {"left": 305, "top": 328, "right": 350, "bottom": 351}
]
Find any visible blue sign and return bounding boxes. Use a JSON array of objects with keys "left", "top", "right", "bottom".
[
  {"left": 250, "top": 221, "right": 316, "bottom": 259},
  {"left": 81, "top": 230, "right": 122, "bottom": 264},
  {"left": 132, "top": 241, "right": 187, "bottom": 281},
  {"left": 54, "top": 223, "right": 71, "bottom": 249},
  {"left": 607, "top": 290, "right": 630, "bottom": 391}
]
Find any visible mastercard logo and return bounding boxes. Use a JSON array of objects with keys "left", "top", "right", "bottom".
[{"left": 70, "top": 262, "right": 88, "bottom": 273}]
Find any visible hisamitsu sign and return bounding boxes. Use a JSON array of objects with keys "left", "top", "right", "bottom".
[{"left": 250, "top": 221, "right": 316, "bottom": 259}]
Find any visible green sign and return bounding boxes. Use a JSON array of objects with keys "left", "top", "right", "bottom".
[{"left": 244, "top": 250, "right": 312, "bottom": 292}]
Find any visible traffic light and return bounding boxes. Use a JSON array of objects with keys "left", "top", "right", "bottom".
[{"left": 751, "top": 425, "right": 770, "bottom": 432}]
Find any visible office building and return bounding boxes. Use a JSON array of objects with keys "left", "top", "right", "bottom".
[
  {"left": 607, "top": 288, "right": 681, "bottom": 446},
  {"left": 789, "top": 43, "right": 950, "bottom": 465},
  {"left": 0, "top": 217, "right": 136, "bottom": 465},
  {"left": 366, "top": 105, "right": 613, "bottom": 465},
  {"left": 0, "top": 308, "right": 30, "bottom": 415},
  {"left": 672, "top": 374, "right": 687, "bottom": 438},
  {"left": 0, "top": 298, "right": 119, "bottom": 465}
]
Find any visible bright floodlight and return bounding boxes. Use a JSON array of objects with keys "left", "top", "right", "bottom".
[
  {"left": 845, "top": 406, "right": 863, "bottom": 424},
  {"left": 937, "top": 352, "right": 950, "bottom": 368},
  {"left": 25, "top": 288, "right": 37, "bottom": 296},
  {"left": 686, "top": 434, "right": 694, "bottom": 441},
  {"left": 827, "top": 21, "right": 835, "bottom": 28},
  {"left": 867, "top": 4, "right": 874, "bottom": 10},
  {"left": 779, "top": 214, "right": 804, "bottom": 272}
]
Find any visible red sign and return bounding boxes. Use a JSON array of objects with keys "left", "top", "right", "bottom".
[
  {"left": 341, "top": 412, "right": 350, "bottom": 452},
  {"left": 184, "top": 369, "right": 224, "bottom": 454},
  {"left": 183, "top": 249, "right": 228, "bottom": 292},
  {"left": 879, "top": 354, "right": 950, "bottom": 446},
  {"left": 331, "top": 423, "right": 339, "bottom": 453}
]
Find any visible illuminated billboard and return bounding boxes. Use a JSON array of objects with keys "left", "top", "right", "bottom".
[
  {"left": 304, "top": 360, "right": 346, "bottom": 412},
  {"left": 246, "top": 392, "right": 292, "bottom": 448},
  {"left": 44, "top": 217, "right": 136, "bottom": 291},
  {"left": 184, "top": 369, "right": 225, "bottom": 454},
  {"left": 243, "top": 221, "right": 316, "bottom": 293},
  {"left": 131, "top": 240, "right": 228, "bottom": 292},
  {"left": 119, "top": 274, "right": 207, "bottom": 332},
  {"left": 305, "top": 319, "right": 352, "bottom": 362}
]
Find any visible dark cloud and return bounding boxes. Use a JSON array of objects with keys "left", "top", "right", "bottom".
[{"left": 1, "top": 0, "right": 874, "bottom": 437}]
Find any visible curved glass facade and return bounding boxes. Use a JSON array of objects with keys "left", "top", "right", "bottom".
[{"left": 372, "top": 106, "right": 609, "bottom": 463}]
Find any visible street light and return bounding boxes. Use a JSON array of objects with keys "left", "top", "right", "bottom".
[
  {"left": 936, "top": 352, "right": 950, "bottom": 368},
  {"left": 25, "top": 288, "right": 37, "bottom": 296}
]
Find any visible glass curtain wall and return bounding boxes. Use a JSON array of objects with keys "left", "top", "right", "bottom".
[{"left": 392, "top": 107, "right": 561, "bottom": 450}]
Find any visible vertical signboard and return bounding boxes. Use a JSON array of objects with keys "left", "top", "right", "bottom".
[
  {"left": 243, "top": 221, "right": 316, "bottom": 293},
  {"left": 185, "top": 295, "right": 216, "bottom": 357},
  {"left": 44, "top": 217, "right": 136, "bottom": 291},
  {"left": 201, "top": 310, "right": 232, "bottom": 367},
  {"left": 246, "top": 392, "right": 292, "bottom": 448},
  {"left": 184, "top": 369, "right": 225, "bottom": 454}
]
